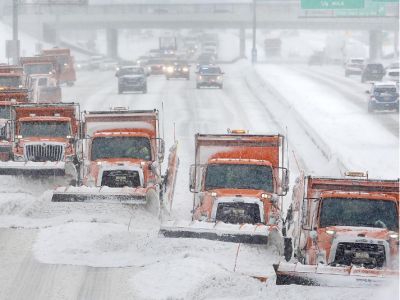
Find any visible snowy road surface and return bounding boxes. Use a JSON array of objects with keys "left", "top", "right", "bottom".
[{"left": 0, "top": 59, "right": 398, "bottom": 299}]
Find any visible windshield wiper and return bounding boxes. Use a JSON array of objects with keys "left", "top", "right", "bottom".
[{"left": 205, "top": 185, "right": 227, "bottom": 190}]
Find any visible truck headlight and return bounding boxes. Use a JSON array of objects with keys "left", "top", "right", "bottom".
[
  {"left": 167, "top": 67, "right": 174, "bottom": 73},
  {"left": 325, "top": 230, "right": 336, "bottom": 236},
  {"left": 182, "top": 67, "right": 188, "bottom": 72},
  {"left": 388, "top": 233, "right": 399, "bottom": 239}
]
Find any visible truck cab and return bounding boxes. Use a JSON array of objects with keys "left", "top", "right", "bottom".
[
  {"left": 0, "top": 103, "right": 80, "bottom": 177},
  {"left": 42, "top": 48, "right": 76, "bottom": 86},
  {"left": 189, "top": 132, "right": 289, "bottom": 226}
]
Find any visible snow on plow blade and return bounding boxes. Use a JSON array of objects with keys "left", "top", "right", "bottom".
[
  {"left": 0, "top": 161, "right": 65, "bottom": 176},
  {"left": 51, "top": 186, "right": 147, "bottom": 204},
  {"left": 160, "top": 220, "right": 271, "bottom": 244},
  {"left": 274, "top": 262, "right": 399, "bottom": 288}
]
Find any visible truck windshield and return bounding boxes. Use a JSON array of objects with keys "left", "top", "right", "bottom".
[
  {"left": 204, "top": 164, "right": 274, "bottom": 192},
  {"left": 216, "top": 202, "right": 261, "bottom": 225},
  {"left": 0, "top": 105, "right": 11, "bottom": 119},
  {"left": 19, "top": 121, "right": 70, "bottom": 138},
  {"left": 24, "top": 64, "right": 53, "bottom": 75},
  {"left": 319, "top": 197, "right": 399, "bottom": 231},
  {"left": 91, "top": 137, "right": 151, "bottom": 161},
  {"left": 0, "top": 76, "right": 21, "bottom": 87}
]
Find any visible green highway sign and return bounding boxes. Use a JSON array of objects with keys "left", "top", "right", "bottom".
[
  {"left": 301, "top": 0, "right": 365, "bottom": 9},
  {"left": 335, "top": 1, "right": 386, "bottom": 16}
]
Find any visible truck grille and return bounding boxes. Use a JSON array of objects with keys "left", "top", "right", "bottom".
[
  {"left": 24, "top": 144, "right": 65, "bottom": 162},
  {"left": 332, "top": 242, "right": 386, "bottom": 269},
  {"left": 101, "top": 170, "right": 141, "bottom": 188}
]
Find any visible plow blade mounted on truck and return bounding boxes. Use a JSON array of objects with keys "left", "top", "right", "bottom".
[
  {"left": 52, "top": 185, "right": 159, "bottom": 204},
  {"left": 0, "top": 161, "right": 66, "bottom": 175},
  {"left": 274, "top": 262, "right": 399, "bottom": 288},
  {"left": 160, "top": 220, "right": 283, "bottom": 245}
]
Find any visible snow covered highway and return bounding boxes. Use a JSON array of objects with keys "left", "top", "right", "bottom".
[{"left": 0, "top": 56, "right": 398, "bottom": 299}]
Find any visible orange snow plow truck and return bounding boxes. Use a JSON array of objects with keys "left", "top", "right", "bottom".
[
  {"left": 0, "top": 103, "right": 80, "bottom": 177},
  {"left": 274, "top": 172, "right": 399, "bottom": 287},
  {"left": 160, "top": 130, "right": 290, "bottom": 246},
  {"left": 42, "top": 48, "right": 76, "bottom": 86},
  {"left": 20, "top": 56, "right": 59, "bottom": 85},
  {"left": 0, "top": 65, "right": 29, "bottom": 103},
  {"left": 51, "top": 109, "right": 179, "bottom": 216}
]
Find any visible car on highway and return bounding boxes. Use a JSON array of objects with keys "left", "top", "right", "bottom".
[
  {"left": 366, "top": 81, "right": 399, "bottom": 113},
  {"left": 308, "top": 51, "right": 324, "bottom": 66},
  {"left": 146, "top": 59, "right": 166, "bottom": 75},
  {"left": 383, "top": 69, "right": 399, "bottom": 83},
  {"left": 115, "top": 60, "right": 136, "bottom": 74},
  {"left": 87, "top": 56, "right": 103, "bottom": 71},
  {"left": 195, "top": 65, "right": 224, "bottom": 89},
  {"left": 100, "top": 59, "right": 117, "bottom": 71},
  {"left": 361, "top": 63, "right": 384, "bottom": 83},
  {"left": 136, "top": 56, "right": 149, "bottom": 67},
  {"left": 116, "top": 66, "right": 147, "bottom": 94},
  {"left": 74, "top": 59, "right": 88, "bottom": 71},
  {"left": 345, "top": 58, "right": 364, "bottom": 76},
  {"left": 196, "top": 53, "right": 216, "bottom": 69},
  {"left": 165, "top": 60, "right": 191, "bottom": 80}
]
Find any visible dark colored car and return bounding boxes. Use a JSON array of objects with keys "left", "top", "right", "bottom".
[
  {"left": 195, "top": 65, "right": 224, "bottom": 89},
  {"left": 165, "top": 60, "right": 191, "bottom": 80},
  {"left": 116, "top": 66, "right": 147, "bottom": 94},
  {"left": 361, "top": 63, "right": 384, "bottom": 83},
  {"left": 366, "top": 82, "right": 399, "bottom": 113},
  {"left": 308, "top": 52, "right": 324, "bottom": 66}
]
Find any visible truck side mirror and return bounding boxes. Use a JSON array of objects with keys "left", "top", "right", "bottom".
[
  {"left": 115, "top": 73, "right": 119, "bottom": 77},
  {"left": 189, "top": 164, "right": 196, "bottom": 192},
  {"left": 158, "top": 139, "right": 165, "bottom": 163},
  {"left": 365, "top": 90, "right": 370, "bottom": 94}
]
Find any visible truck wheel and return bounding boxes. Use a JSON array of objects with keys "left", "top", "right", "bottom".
[
  {"left": 166, "top": 76, "right": 170, "bottom": 81},
  {"left": 186, "top": 76, "right": 190, "bottom": 81},
  {"left": 284, "top": 238, "right": 293, "bottom": 262},
  {"left": 143, "top": 86, "right": 147, "bottom": 94},
  {"left": 361, "top": 76, "right": 366, "bottom": 83},
  {"left": 196, "top": 84, "right": 200, "bottom": 89},
  {"left": 396, "top": 106, "right": 399, "bottom": 113},
  {"left": 67, "top": 82, "right": 75, "bottom": 87},
  {"left": 118, "top": 86, "right": 123, "bottom": 94},
  {"left": 219, "top": 84, "right": 223, "bottom": 89},
  {"left": 345, "top": 71, "right": 349, "bottom": 77}
]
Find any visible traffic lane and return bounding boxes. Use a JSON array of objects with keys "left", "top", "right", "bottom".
[{"left": 290, "top": 64, "right": 399, "bottom": 138}]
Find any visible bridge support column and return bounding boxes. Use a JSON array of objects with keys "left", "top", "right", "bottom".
[
  {"left": 394, "top": 30, "right": 399, "bottom": 60},
  {"left": 107, "top": 28, "right": 119, "bottom": 59},
  {"left": 369, "top": 29, "right": 382, "bottom": 61},
  {"left": 240, "top": 27, "right": 245, "bottom": 58}
]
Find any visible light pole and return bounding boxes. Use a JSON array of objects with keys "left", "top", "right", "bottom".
[{"left": 251, "top": 0, "right": 257, "bottom": 64}]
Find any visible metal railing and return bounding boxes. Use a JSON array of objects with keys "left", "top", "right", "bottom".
[{"left": 2, "top": 2, "right": 398, "bottom": 17}]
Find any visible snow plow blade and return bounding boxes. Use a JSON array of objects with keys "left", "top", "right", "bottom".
[
  {"left": 274, "top": 262, "right": 399, "bottom": 288},
  {"left": 160, "top": 220, "right": 273, "bottom": 244},
  {"left": 51, "top": 186, "right": 148, "bottom": 204},
  {"left": 0, "top": 161, "right": 65, "bottom": 176}
]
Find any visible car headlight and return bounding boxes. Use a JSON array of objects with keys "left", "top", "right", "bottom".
[
  {"left": 148, "top": 67, "right": 151, "bottom": 70},
  {"left": 183, "top": 67, "right": 188, "bottom": 72},
  {"left": 217, "top": 76, "right": 221, "bottom": 79},
  {"left": 167, "top": 67, "right": 174, "bottom": 73},
  {"left": 199, "top": 75, "right": 202, "bottom": 79}
]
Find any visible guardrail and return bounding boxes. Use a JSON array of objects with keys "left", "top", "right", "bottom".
[{"left": 2, "top": 2, "right": 398, "bottom": 17}]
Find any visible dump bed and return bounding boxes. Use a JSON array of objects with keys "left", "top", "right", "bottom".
[
  {"left": 0, "top": 89, "right": 29, "bottom": 103},
  {"left": 14, "top": 103, "right": 79, "bottom": 134},
  {"left": 83, "top": 109, "right": 159, "bottom": 138},
  {"left": 42, "top": 49, "right": 71, "bottom": 56},
  {"left": 194, "top": 133, "right": 283, "bottom": 167},
  {"left": 0, "top": 66, "right": 23, "bottom": 74},
  {"left": 307, "top": 176, "right": 399, "bottom": 201}
]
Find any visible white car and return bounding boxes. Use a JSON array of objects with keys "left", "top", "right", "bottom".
[
  {"left": 345, "top": 58, "right": 364, "bottom": 77},
  {"left": 383, "top": 69, "right": 399, "bottom": 83},
  {"left": 195, "top": 65, "right": 224, "bottom": 89},
  {"left": 100, "top": 59, "right": 117, "bottom": 71}
]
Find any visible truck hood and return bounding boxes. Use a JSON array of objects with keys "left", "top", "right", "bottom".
[
  {"left": 19, "top": 137, "right": 68, "bottom": 144},
  {"left": 205, "top": 189, "right": 266, "bottom": 198},
  {"left": 92, "top": 158, "right": 147, "bottom": 168},
  {"left": 322, "top": 226, "right": 394, "bottom": 240}
]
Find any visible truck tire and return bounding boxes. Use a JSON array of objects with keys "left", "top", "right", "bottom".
[
  {"left": 361, "top": 76, "right": 366, "bottom": 83},
  {"left": 345, "top": 70, "right": 349, "bottom": 77},
  {"left": 118, "top": 86, "right": 123, "bottom": 94},
  {"left": 186, "top": 76, "right": 190, "bottom": 81},
  {"left": 143, "top": 85, "right": 147, "bottom": 94},
  {"left": 219, "top": 84, "right": 223, "bottom": 89},
  {"left": 284, "top": 237, "right": 293, "bottom": 262},
  {"left": 67, "top": 82, "right": 75, "bottom": 87},
  {"left": 196, "top": 84, "right": 200, "bottom": 89},
  {"left": 166, "top": 76, "right": 170, "bottom": 81}
]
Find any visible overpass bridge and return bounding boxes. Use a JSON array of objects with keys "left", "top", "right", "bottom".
[{"left": 1, "top": 1, "right": 398, "bottom": 59}]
